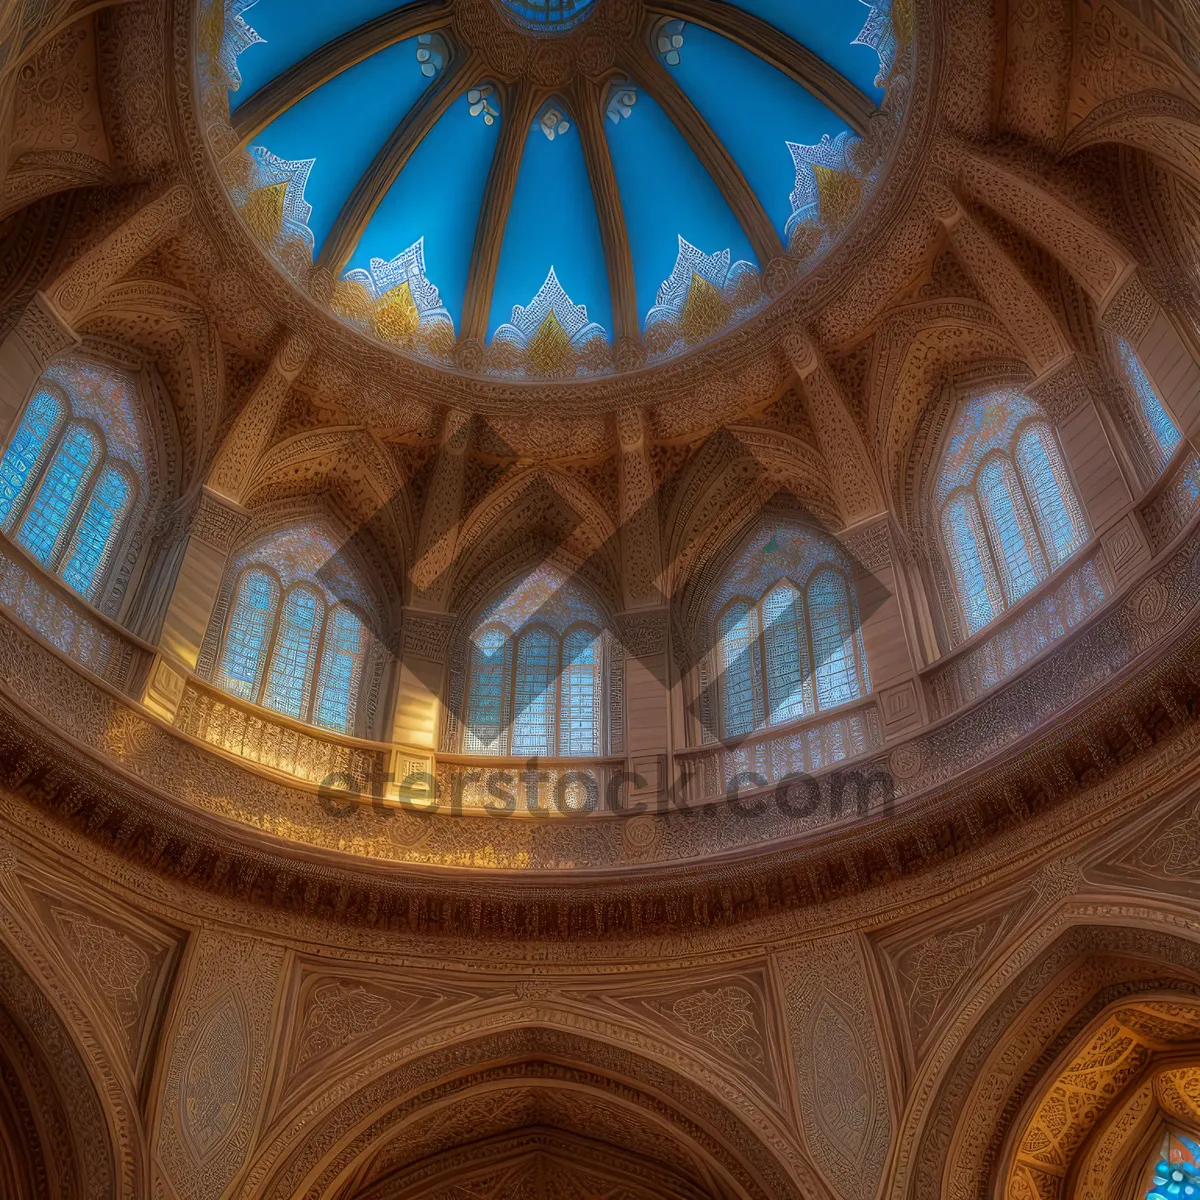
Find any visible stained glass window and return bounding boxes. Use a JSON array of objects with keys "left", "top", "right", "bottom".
[
  {"left": 465, "top": 626, "right": 512, "bottom": 754},
  {"left": 937, "top": 393, "right": 1088, "bottom": 641},
  {"left": 59, "top": 465, "right": 134, "bottom": 599},
  {"left": 718, "top": 601, "right": 762, "bottom": 738},
  {"left": 1015, "top": 424, "right": 1087, "bottom": 569},
  {"left": 978, "top": 456, "right": 1046, "bottom": 603},
  {"left": 941, "top": 494, "right": 1000, "bottom": 635},
  {"left": 261, "top": 585, "right": 324, "bottom": 720},
  {"left": 560, "top": 626, "right": 601, "bottom": 755},
  {"left": 0, "top": 390, "right": 64, "bottom": 529},
  {"left": 17, "top": 423, "right": 100, "bottom": 567},
  {"left": 511, "top": 627, "right": 557, "bottom": 757},
  {"left": 312, "top": 604, "right": 366, "bottom": 733},
  {"left": 0, "top": 368, "right": 143, "bottom": 611},
  {"left": 459, "top": 569, "right": 609, "bottom": 757},
  {"left": 711, "top": 525, "right": 873, "bottom": 739},
  {"left": 1145, "top": 1130, "right": 1200, "bottom": 1199},
  {"left": 1120, "top": 336, "right": 1182, "bottom": 465},
  {"left": 218, "top": 568, "right": 279, "bottom": 701},
  {"left": 762, "top": 583, "right": 811, "bottom": 725},
  {"left": 809, "top": 570, "right": 862, "bottom": 709}
]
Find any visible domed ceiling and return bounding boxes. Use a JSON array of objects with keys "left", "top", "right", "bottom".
[{"left": 197, "top": 0, "right": 909, "bottom": 379}]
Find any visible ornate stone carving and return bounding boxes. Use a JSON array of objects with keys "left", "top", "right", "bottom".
[
  {"left": 47, "top": 185, "right": 193, "bottom": 323},
  {"left": 154, "top": 932, "right": 284, "bottom": 1200},
  {"left": 401, "top": 610, "right": 456, "bottom": 662},
  {"left": 51, "top": 907, "right": 148, "bottom": 1029},
  {"left": 296, "top": 980, "right": 392, "bottom": 1066},
  {"left": 777, "top": 938, "right": 891, "bottom": 1199}
]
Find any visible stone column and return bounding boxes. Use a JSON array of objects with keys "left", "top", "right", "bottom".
[
  {"left": 409, "top": 407, "right": 471, "bottom": 611},
  {"left": 142, "top": 487, "right": 249, "bottom": 721},
  {"left": 387, "top": 608, "right": 455, "bottom": 800},
  {"left": 615, "top": 408, "right": 663, "bottom": 609},
  {"left": 840, "top": 516, "right": 926, "bottom": 737}
]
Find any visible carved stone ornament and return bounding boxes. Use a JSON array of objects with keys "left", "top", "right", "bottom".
[{"left": 2, "top": 3, "right": 1200, "bottom": 1198}]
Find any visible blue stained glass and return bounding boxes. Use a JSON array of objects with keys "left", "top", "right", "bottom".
[
  {"left": 58, "top": 464, "right": 133, "bottom": 599},
  {"left": 942, "top": 494, "right": 999, "bottom": 635},
  {"left": 718, "top": 601, "right": 762, "bottom": 737},
  {"left": 1119, "top": 336, "right": 1182, "bottom": 465},
  {"left": 17, "top": 423, "right": 99, "bottom": 566},
  {"left": 313, "top": 605, "right": 366, "bottom": 733},
  {"left": 465, "top": 626, "right": 511, "bottom": 755},
  {"left": 559, "top": 626, "right": 600, "bottom": 755},
  {"left": 262, "top": 586, "right": 324, "bottom": 719},
  {"left": 762, "top": 583, "right": 811, "bottom": 725},
  {"left": 1015, "top": 424, "right": 1087, "bottom": 569},
  {"left": 808, "top": 569, "right": 862, "bottom": 709},
  {"left": 511, "top": 627, "right": 556, "bottom": 756},
  {"left": 218, "top": 568, "right": 279, "bottom": 700},
  {"left": 978, "top": 457, "right": 1046, "bottom": 603},
  {"left": 1145, "top": 1131, "right": 1200, "bottom": 1199},
  {"left": 498, "top": 0, "right": 596, "bottom": 30},
  {"left": 0, "top": 390, "right": 64, "bottom": 529}
]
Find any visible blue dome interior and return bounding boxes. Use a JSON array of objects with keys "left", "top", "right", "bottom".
[{"left": 218, "top": 0, "right": 899, "bottom": 353}]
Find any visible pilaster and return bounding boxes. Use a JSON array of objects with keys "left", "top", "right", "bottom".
[
  {"left": 142, "top": 487, "right": 250, "bottom": 720},
  {"left": 409, "top": 407, "right": 472, "bottom": 611}
]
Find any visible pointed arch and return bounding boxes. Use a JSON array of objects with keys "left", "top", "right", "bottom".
[
  {"left": 932, "top": 390, "right": 1090, "bottom": 641},
  {"left": 447, "top": 562, "right": 612, "bottom": 756},
  {"left": 204, "top": 516, "right": 389, "bottom": 737}
]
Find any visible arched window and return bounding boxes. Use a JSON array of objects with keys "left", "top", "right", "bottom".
[
  {"left": 0, "top": 385, "right": 140, "bottom": 604},
  {"left": 560, "top": 626, "right": 601, "bottom": 755},
  {"left": 711, "top": 525, "right": 871, "bottom": 740},
  {"left": 215, "top": 567, "right": 369, "bottom": 734},
  {"left": 936, "top": 392, "right": 1089, "bottom": 638},
  {"left": 217, "top": 567, "right": 279, "bottom": 701},
  {"left": 459, "top": 568, "right": 608, "bottom": 757},
  {"left": 261, "top": 585, "right": 324, "bottom": 719},
  {"left": 1118, "top": 336, "right": 1182, "bottom": 469},
  {"left": 1142, "top": 1129, "right": 1200, "bottom": 1199},
  {"left": 313, "top": 605, "right": 369, "bottom": 732},
  {"left": 463, "top": 626, "right": 511, "bottom": 754},
  {"left": 511, "top": 626, "right": 557, "bottom": 756}
]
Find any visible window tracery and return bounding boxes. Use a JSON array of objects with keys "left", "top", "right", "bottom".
[
  {"left": 0, "top": 380, "right": 141, "bottom": 606},
  {"left": 209, "top": 526, "right": 383, "bottom": 736},
  {"left": 936, "top": 391, "right": 1088, "bottom": 638},
  {"left": 458, "top": 566, "right": 608, "bottom": 756},
  {"left": 711, "top": 524, "right": 870, "bottom": 739},
  {"left": 216, "top": 567, "right": 369, "bottom": 734},
  {"left": 1118, "top": 335, "right": 1182, "bottom": 470}
]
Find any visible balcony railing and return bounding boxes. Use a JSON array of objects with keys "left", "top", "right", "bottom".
[
  {"left": 173, "top": 676, "right": 393, "bottom": 792},
  {"left": 673, "top": 696, "right": 884, "bottom": 804},
  {"left": 434, "top": 753, "right": 626, "bottom": 814},
  {"left": 922, "top": 545, "right": 1111, "bottom": 720},
  {"left": 0, "top": 532, "right": 154, "bottom": 695},
  {"left": 1142, "top": 450, "right": 1200, "bottom": 555}
]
